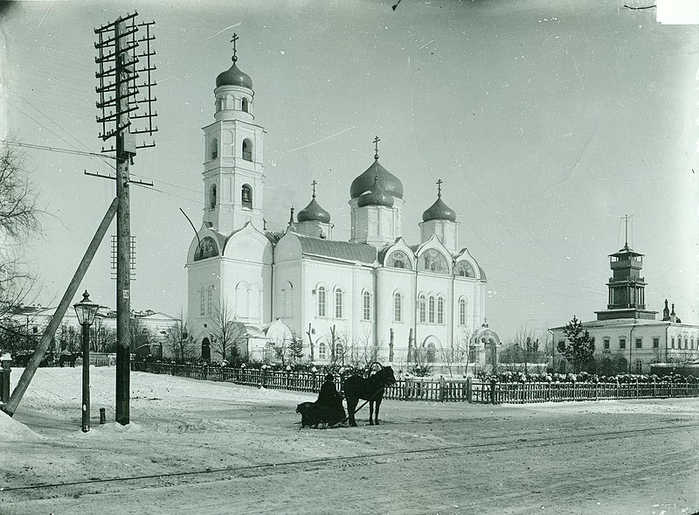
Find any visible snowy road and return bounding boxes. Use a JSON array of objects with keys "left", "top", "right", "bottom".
[{"left": 2, "top": 367, "right": 698, "bottom": 514}]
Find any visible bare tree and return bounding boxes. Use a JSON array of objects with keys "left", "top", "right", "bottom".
[
  {"left": 0, "top": 145, "right": 40, "bottom": 336},
  {"left": 89, "top": 317, "right": 117, "bottom": 353},
  {"left": 165, "top": 315, "right": 196, "bottom": 362},
  {"left": 209, "top": 302, "right": 246, "bottom": 362}
]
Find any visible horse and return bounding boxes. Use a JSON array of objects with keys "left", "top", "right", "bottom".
[
  {"left": 343, "top": 365, "right": 396, "bottom": 427},
  {"left": 59, "top": 352, "right": 81, "bottom": 368}
]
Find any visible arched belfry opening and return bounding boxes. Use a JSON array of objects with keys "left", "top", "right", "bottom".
[
  {"left": 242, "top": 138, "right": 253, "bottom": 161},
  {"left": 242, "top": 97, "right": 249, "bottom": 113},
  {"left": 241, "top": 184, "right": 253, "bottom": 209},
  {"left": 210, "top": 184, "right": 217, "bottom": 209}
]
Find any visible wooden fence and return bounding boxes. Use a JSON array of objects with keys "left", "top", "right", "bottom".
[{"left": 131, "top": 362, "right": 699, "bottom": 405}]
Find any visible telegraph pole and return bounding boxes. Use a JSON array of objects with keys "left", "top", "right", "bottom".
[{"left": 95, "top": 12, "right": 157, "bottom": 425}]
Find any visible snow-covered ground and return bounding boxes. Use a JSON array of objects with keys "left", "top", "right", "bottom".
[{"left": 2, "top": 366, "right": 698, "bottom": 515}]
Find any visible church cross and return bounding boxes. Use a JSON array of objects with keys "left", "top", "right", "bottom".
[
  {"left": 373, "top": 136, "right": 381, "bottom": 160},
  {"left": 436, "top": 178, "right": 443, "bottom": 198},
  {"left": 311, "top": 179, "right": 317, "bottom": 198},
  {"left": 231, "top": 33, "right": 239, "bottom": 62}
]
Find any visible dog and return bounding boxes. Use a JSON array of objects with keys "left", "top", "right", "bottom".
[{"left": 296, "top": 401, "right": 320, "bottom": 428}]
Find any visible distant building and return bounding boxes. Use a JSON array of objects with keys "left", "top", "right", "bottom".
[
  {"left": 550, "top": 241, "right": 699, "bottom": 374},
  {"left": 6, "top": 305, "right": 180, "bottom": 358},
  {"left": 185, "top": 38, "right": 494, "bottom": 367}
]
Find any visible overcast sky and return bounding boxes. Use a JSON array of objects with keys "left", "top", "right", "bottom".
[{"left": 2, "top": 0, "right": 697, "bottom": 342}]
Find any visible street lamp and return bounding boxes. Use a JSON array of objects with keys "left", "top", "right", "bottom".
[{"left": 73, "top": 290, "right": 100, "bottom": 432}]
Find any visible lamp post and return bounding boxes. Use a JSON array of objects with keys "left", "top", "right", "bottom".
[{"left": 74, "top": 290, "right": 100, "bottom": 432}]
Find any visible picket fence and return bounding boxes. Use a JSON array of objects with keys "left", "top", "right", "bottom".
[{"left": 132, "top": 362, "right": 699, "bottom": 405}]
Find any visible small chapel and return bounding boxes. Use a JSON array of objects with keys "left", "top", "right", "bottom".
[{"left": 186, "top": 37, "right": 493, "bottom": 368}]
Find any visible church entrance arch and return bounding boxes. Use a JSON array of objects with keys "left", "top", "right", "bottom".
[
  {"left": 201, "top": 338, "right": 211, "bottom": 362},
  {"left": 420, "top": 335, "right": 441, "bottom": 363}
]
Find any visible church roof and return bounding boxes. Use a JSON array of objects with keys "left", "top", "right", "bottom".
[
  {"left": 422, "top": 197, "right": 456, "bottom": 222},
  {"left": 297, "top": 198, "right": 331, "bottom": 223},
  {"left": 216, "top": 62, "right": 253, "bottom": 89},
  {"left": 296, "top": 234, "right": 376, "bottom": 264},
  {"left": 350, "top": 159, "right": 403, "bottom": 200}
]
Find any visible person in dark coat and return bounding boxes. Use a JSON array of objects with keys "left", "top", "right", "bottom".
[{"left": 314, "top": 373, "right": 346, "bottom": 425}]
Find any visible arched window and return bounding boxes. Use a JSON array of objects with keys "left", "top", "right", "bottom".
[
  {"left": 685, "top": 336, "right": 689, "bottom": 349},
  {"left": 418, "top": 294, "right": 426, "bottom": 323},
  {"left": 418, "top": 249, "right": 449, "bottom": 274},
  {"left": 459, "top": 298, "right": 467, "bottom": 326},
  {"left": 319, "top": 342, "right": 326, "bottom": 360},
  {"left": 335, "top": 288, "right": 343, "bottom": 319},
  {"left": 428, "top": 296, "right": 435, "bottom": 323},
  {"left": 210, "top": 184, "right": 217, "bottom": 209},
  {"left": 335, "top": 342, "right": 344, "bottom": 361},
  {"left": 241, "top": 184, "right": 253, "bottom": 209},
  {"left": 200, "top": 288, "right": 206, "bottom": 316},
  {"left": 242, "top": 138, "right": 253, "bottom": 161},
  {"left": 437, "top": 297, "right": 444, "bottom": 324},
  {"left": 207, "top": 287, "right": 214, "bottom": 315},
  {"left": 394, "top": 292, "right": 403, "bottom": 322},
  {"left": 692, "top": 337, "right": 695, "bottom": 350},
  {"left": 635, "top": 359, "right": 643, "bottom": 374},
  {"left": 362, "top": 291, "right": 371, "bottom": 321},
  {"left": 387, "top": 251, "right": 411, "bottom": 269},
  {"left": 454, "top": 261, "right": 475, "bottom": 278},
  {"left": 671, "top": 336, "right": 675, "bottom": 349},
  {"left": 242, "top": 97, "right": 249, "bottom": 113},
  {"left": 211, "top": 138, "right": 218, "bottom": 159},
  {"left": 317, "top": 286, "right": 326, "bottom": 317}
]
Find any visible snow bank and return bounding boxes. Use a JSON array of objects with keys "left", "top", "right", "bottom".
[{"left": 0, "top": 410, "right": 44, "bottom": 441}]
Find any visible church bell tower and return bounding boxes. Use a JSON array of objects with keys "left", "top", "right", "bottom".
[{"left": 202, "top": 34, "right": 265, "bottom": 235}]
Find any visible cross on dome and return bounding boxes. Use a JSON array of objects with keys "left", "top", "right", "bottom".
[
  {"left": 436, "top": 178, "right": 443, "bottom": 198},
  {"left": 231, "top": 33, "right": 239, "bottom": 63},
  {"left": 373, "top": 136, "right": 381, "bottom": 160},
  {"left": 311, "top": 179, "right": 318, "bottom": 199}
]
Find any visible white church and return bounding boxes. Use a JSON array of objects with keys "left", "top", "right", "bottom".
[{"left": 186, "top": 38, "right": 496, "bottom": 367}]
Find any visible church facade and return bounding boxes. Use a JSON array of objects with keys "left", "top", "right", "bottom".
[{"left": 186, "top": 41, "right": 489, "bottom": 367}]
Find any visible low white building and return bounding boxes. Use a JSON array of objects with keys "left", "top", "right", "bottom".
[{"left": 550, "top": 242, "right": 698, "bottom": 374}]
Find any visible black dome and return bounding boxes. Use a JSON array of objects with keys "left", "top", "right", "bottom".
[
  {"left": 350, "top": 159, "right": 403, "bottom": 200},
  {"left": 358, "top": 180, "right": 394, "bottom": 208},
  {"left": 422, "top": 197, "right": 456, "bottom": 222},
  {"left": 216, "top": 62, "right": 253, "bottom": 89},
  {"left": 297, "top": 198, "right": 331, "bottom": 223}
]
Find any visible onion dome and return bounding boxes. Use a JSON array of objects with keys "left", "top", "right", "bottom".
[
  {"left": 216, "top": 62, "right": 253, "bottom": 89},
  {"left": 422, "top": 198, "right": 456, "bottom": 222},
  {"left": 358, "top": 179, "right": 394, "bottom": 208},
  {"left": 350, "top": 159, "right": 403, "bottom": 200},
  {"left": 422, "top": 180, "right": 456, "bottom": 222},
  {"left": 297, "top": 198, "right": 331, "bottom": 223}
]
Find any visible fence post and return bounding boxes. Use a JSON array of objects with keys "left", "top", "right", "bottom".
[
  {"left": 490, "top": 379, "right": 497, "bottom": 405},
  {"left": 439, "top": 376, "right": 446, "bottom": 402},
  {"left": 466, "top": 376, "right": 473, "bottom": 403}
]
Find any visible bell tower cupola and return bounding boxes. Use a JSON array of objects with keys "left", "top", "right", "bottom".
[{"left": 202, "top": 34, "right": 266, "bottom": 235}]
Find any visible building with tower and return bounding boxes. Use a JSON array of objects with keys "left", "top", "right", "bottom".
[
  {"left": 185, "top": 37, "right": 494, "bottom": 368},
  {"left": 550, "top": 230, "right": 699, "bottom": 375}
]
